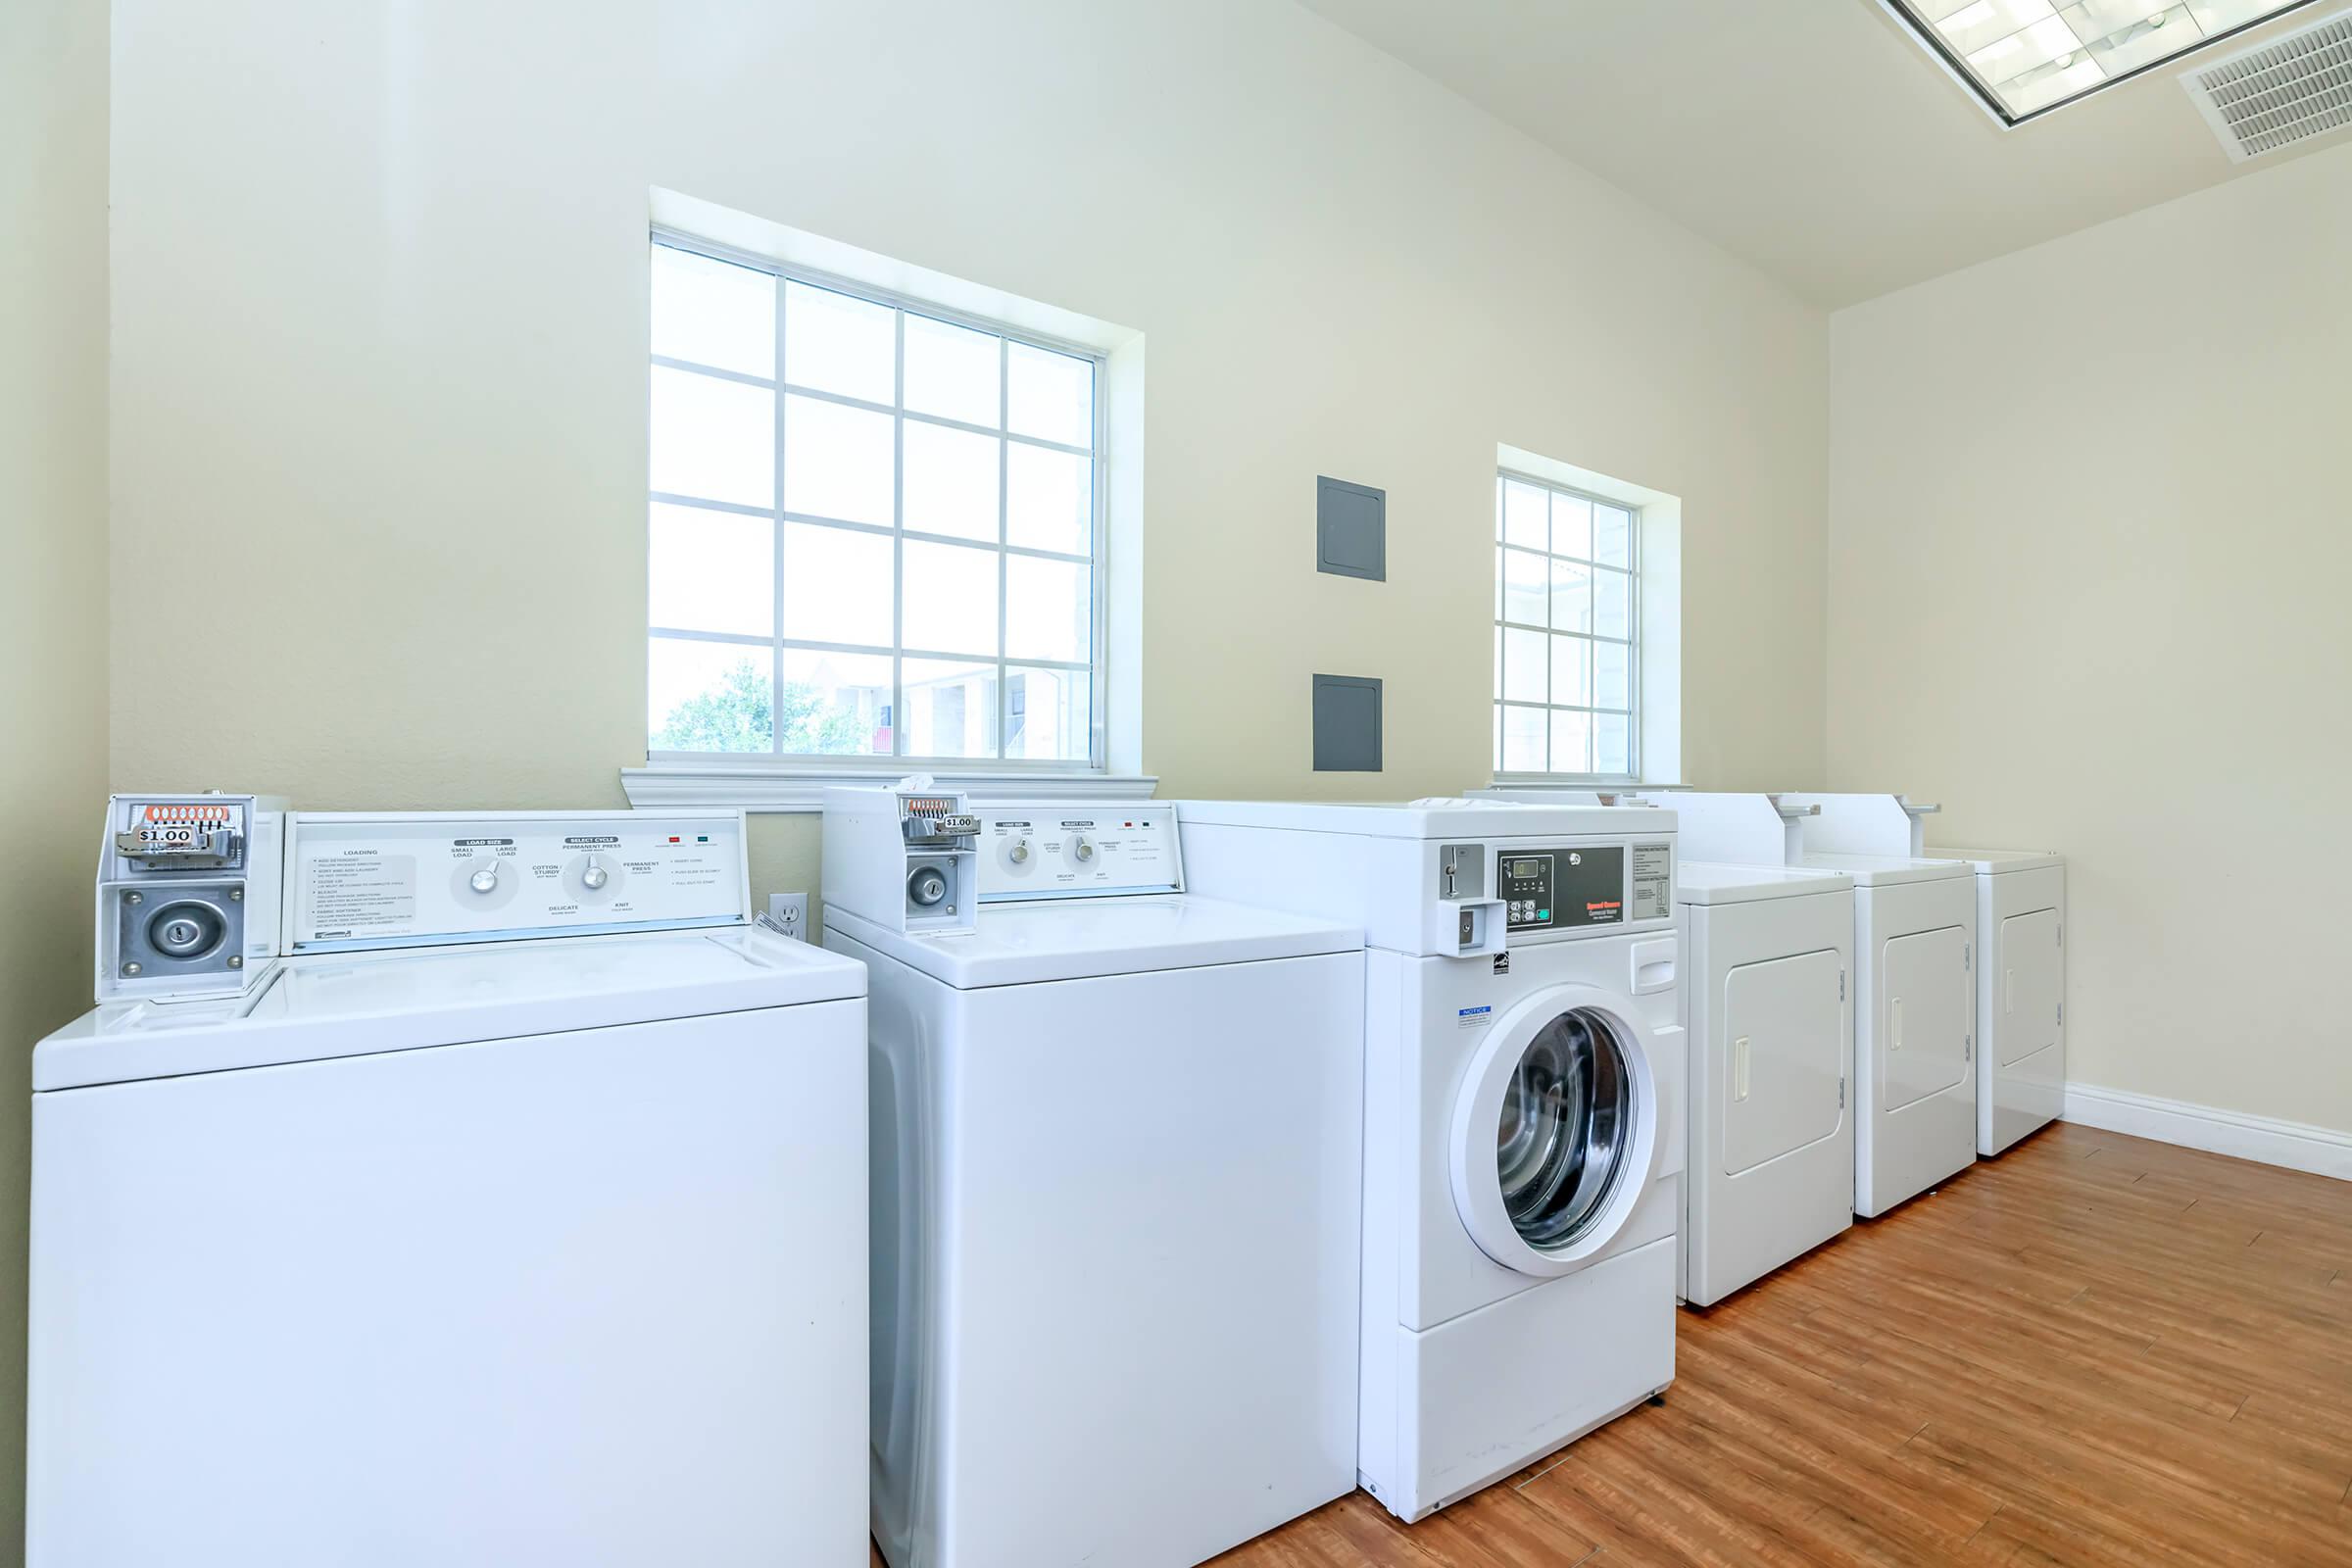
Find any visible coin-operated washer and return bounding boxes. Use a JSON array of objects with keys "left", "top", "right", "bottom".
[
  {"left": 31, "top": 804, "right": 869, "bottom": 1568},
  {"left": 823, "top": 782, "right": 1365, "bottom": 1568},
  {"left": 1178, "top": 798, "right": 1684, "bottom": 1521}
]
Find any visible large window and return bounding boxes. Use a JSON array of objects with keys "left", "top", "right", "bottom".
[
  {"left": 646, "top": 235, "right": 1104, "bottom": 767},
  {"left": 1494, "top": 471, "right": 1639, "bottom": 780}
]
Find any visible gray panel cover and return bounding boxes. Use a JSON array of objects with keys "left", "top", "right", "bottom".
[
  {"left": 1315, "top": 476, "right": 1386, "bottom": 581},
  {"left": 1312, "top": 674, "right": 1383, "bottom": 772}
]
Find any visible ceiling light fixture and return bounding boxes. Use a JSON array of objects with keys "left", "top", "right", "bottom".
[{"left": 1880, "top": 0, "right": 2328, "bottom": 124}]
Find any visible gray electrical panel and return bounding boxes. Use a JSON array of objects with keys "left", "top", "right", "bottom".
[
  {"left": 1315, "top": 476, "right": 1386, "bottom": 581},
  {"left": 1311, "top": 674, "right": 1383, "bottom": 772}
]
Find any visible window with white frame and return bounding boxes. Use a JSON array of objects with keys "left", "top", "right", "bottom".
[
  {"left": 1494, "top": 471, "right": 1640, "bottom": 779},
  {"left": 646, "top": 234, "right": 1104, "bottom": 767}
]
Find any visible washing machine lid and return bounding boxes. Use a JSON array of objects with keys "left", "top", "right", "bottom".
[
  {"left": 1677, "top": 860, "right": 1854, "bottom": 906},
  {"left": 1925, "top": 846, "right": 2064, "bottom": 875},
  {"left": 827, "top": 894, "right": 1359, "bottom": 989},
  {"left": 1797, "top": 852, "right": 1973, "bottom": 887},
  {"left": 1174, "top": 798, "right": 1667, "bottom": 839},
  {"left": 33, "top": 927, "right": 866, "bottom": 1091}
]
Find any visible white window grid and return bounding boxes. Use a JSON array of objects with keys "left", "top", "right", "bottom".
[
  {"left": 647, "top": 228, "right": 1109, "bottom": 768},
  {"left": 1494, "top": 469, "right": 1641, "bottom": 781}
]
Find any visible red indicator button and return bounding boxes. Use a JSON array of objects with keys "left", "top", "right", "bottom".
[{"left": 668, "top": 836, "right": 681, "bottom": 843}]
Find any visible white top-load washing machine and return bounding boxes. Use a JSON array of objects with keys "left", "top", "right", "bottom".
[
  {"left": 1781, "top": 794, "right": 2067, "bottom": 1155},
  {"left": 1179, "top": 799, "right": 1682, "bottom": 1523},
  {"left": 1473, "top": 789, "right": 1857, "bottom": 1305},
  {"left": 1669, "top": 794, "right": 1978, "bottom": 1216},
  {"left": 29, "top": 804, "right": 870, "bottom": 1568},
  {"left": 820, "top": 786, "right": 1365, "bottom": 1568}
]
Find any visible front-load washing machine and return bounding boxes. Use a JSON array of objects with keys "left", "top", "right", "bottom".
[
  {"left": 29, "top": 808, "right": 869, "bottom": 1567},
  {"left": 1675, "top": 862, "right": 1856, "bottom": 1304},
  {"left": 821, "top": 787, "right": 1365, "bottom": 1568},
  {"left": 1665, "top": 795, "right": 1978, "bottom": 1217},
  {"left": 1780, "top": 794, "right": 2068, "bottom": 1156},
  {"left": 1180, "top": 799, "right": 1682, "bottom": 1523}
]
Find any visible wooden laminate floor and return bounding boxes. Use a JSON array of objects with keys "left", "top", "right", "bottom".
[
  {"left": 867, "top": 1124, "right": 2351, "bottom": 1566},
  {"left": 1208, "top": 1123, "right": 2352, "bottom": 1567}
]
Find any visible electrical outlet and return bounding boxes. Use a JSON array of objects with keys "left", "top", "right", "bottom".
[{"left": 767, "top": 892, "right": 809, "bottom": 941}]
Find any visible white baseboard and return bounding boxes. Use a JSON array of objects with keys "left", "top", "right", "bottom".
[{"left": 2062, "top": 1082, "right": 2352, "bottom": 1182}]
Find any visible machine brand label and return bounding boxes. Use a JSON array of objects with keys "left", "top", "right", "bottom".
[{"left": 1492, "top": 953, "right": 1510, "bottom": 975}]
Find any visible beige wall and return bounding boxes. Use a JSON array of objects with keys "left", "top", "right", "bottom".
[
  {"left": 109, "top": 0, "right": 1831, "bottom": 920},
  {"left": 1, "top": 0, "right": 110, "bottom": 1557},
  {"left": 1829, "top": 140, "right": 2352, "bottom": 1135}
]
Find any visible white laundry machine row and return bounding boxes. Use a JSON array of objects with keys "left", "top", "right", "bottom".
[
  {"left": 1179, "top": 800, "right": 1681, "bottom": 1523},
  {"left": 1781, "top": 793, "right": 2067, "bottom": 1156},
  {"left": 821, "top": 788, "right": 1364, "bottom": 1568},
  {"left": 1666, "top": 794, "right": 1977, "bottom": 1217},
  {"left": 31, "top": 803, "right": 870, "bottom": 1568},
  {"left": 1473, "top": 789, "right": 1857, "bottom": 1306}
]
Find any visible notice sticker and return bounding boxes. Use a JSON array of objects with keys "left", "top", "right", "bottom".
[
  {"left": 306, "top": 852, "right": 418, "bottom": 936},
  {"left": 1457, "top": 1004, "right": 1494, "bottom": 1028}
]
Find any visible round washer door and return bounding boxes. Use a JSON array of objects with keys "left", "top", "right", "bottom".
[{"left": 1449, "top": 982, "right": 1660, "bottom": 1276}]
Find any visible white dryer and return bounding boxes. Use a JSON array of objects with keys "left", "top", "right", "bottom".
[
  {"left": 28, "top": 808, "right": 870, "bottom": 1568},
  {"left": 1675, "top": 862, "right": 1855, "bottom": 1304},
  {"left": 821, "top": 788, "right": 1365, "bottom": 1568},
  {"left": 1180, "top": 800, "right": 1682, "bottom": 1523},
  {"left": 1939, "top": 848, "right": 2067, "bottom": 1154},
  {"left": 1780, "top": 794, "right": 2068, "bottom": 1156},
  {"left": 1666, "top": 794, "right": 1977, "bottom": 1217}
]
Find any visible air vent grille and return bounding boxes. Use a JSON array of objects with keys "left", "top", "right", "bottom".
[{"left": 2183, "top": 9, "right": 2352, "bottom": 163}]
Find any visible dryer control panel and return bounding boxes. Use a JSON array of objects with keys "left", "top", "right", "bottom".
[{"left": 283, "top": 810, "right": 749, "bottom": 953}]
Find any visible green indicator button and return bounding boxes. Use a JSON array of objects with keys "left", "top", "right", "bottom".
[{"left": 1538, "top": 908, "right": 1550, "bottom": 921}]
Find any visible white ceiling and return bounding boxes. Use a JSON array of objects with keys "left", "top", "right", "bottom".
[{"left": 1300, "top": 0, "right": 2349, "bottom": 307}]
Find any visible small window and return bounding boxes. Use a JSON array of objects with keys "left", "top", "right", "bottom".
[
  {"left": 1494, "top": 471, "right": 1640, "bottom": 780},
  {"left": 647, "top": 235, "right": 1104, "bottom": 767}
]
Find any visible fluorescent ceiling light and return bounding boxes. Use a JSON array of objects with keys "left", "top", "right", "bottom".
[{"left": 1885, "top": 0, "right": 2326, "bottom": 123}]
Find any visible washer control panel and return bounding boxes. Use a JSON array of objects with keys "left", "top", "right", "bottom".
[
  {"left": 284, "top": 810, "right": 749, "bottom": 952},
  {"left": 977, "top": 802, "right": 1182, "bottom": 900},
  {"left": 1500, "top": 840, "right": 1674, "bottom": 932}
]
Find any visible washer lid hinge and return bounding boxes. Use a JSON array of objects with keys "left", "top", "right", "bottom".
[
  {"left": 1964, "top": 944, "right": 1971, "bottom": 971},
  {"left": 1838, "top": 1075, "right": 1846, "bottom": 1109},
  {"left": 1839, "top": 969, "right": 1846, "bottom": 1003}
]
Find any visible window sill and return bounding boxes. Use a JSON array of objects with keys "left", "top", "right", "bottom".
[{"left": 620, "top": 760, "right": 1159, "bottom": 813}]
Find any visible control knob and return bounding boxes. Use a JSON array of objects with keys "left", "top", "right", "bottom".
[
  {"left": 1072, "top": 837, "right": 1096, "bottom": 863},
  {"left": 581, "top": 858, "right": 609, "bottom": 891},
  {"left": 468, "top": 861, "right": 500, "bottom": 895}
]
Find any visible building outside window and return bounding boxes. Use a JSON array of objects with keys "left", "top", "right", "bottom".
[
  {"left": 645, "top": 234, "right": 1105, "bottom": 770},
  {"left": 1494, "top": 470, "right": 1640, "bottom": 780}
]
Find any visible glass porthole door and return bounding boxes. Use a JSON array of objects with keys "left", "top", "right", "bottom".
[{"left": 1451, "top": 986, "right": 1658, "bottom": 1276}]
